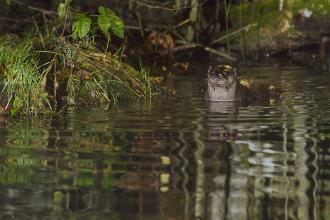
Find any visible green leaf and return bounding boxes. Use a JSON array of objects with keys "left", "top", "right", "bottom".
[
  {"left": 109, "top": 14, "right": 125, "bottom": 38},
  {"left": 6, "top": 0, "right": 11, "bottom": 5},
  {"left": 72, "top": 13, "right": 92, "bottom": 39},
  {"left": 54, "top": 191, "right": 64, "bottom": 203},
  {"left": 11, "top": 97, "right": 23, "bottom": 117},
  {"left": 98, "top": 6, "right": 115, "bottom": 16},
  {"left": 97, "top": 6, "right": 125, "bottom": 39},
  {"left": 98, "top": 6, "right": 106, "bottom": 15},
  {"left": 98, "top": 13, "right": 111, "bottom": 39},
  {"left": 58, "top": 3, "right": 66, "bottom": 19}
]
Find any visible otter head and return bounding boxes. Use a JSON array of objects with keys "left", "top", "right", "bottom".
[
  {"left": 207, "top": 65, "right": 240, "bottom": 101},
  {"left": 207, "top": 65, "right": 237, "bottom": 88}
]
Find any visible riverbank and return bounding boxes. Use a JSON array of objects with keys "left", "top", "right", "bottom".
[
  {"left": 0, "top": 33, "right": 157, "bottom": 116},
  {"left": 1, "top": 0, "right": 330, "bottom": 116}
]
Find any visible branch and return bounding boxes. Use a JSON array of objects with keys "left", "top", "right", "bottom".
[
  {"left": 131, "top": 0, "right": 208, "bottom": 11},
  {"left": 211, "top": 23, "right": 258, "bottom": 45},
  {"left": 159, "top": 42, "right": 237, "bottom": 61},
  {"left": 10, "top": 0, "right": 57, "bottom": 16},
  {"left": 203, "top": 46, "right": 236, "bottom": 61}
]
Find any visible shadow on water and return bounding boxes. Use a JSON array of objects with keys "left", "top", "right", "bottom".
[{"left": 0, "top": 63, "right": 330, "bottom": 219}]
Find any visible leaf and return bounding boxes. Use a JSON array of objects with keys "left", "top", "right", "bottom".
[
  {"left": 6, "top": 0, "right": 10, "bottom": 5},
  {"left": 58, "top": 3, "right": 66, "bottom": 19},
  {"left": 97, "top": 6, "right": 125, "bottom": 39},
  {"left": 10, "top": 97, "right": 23, "bottom": 116},
  {"left": 97, "top": 13, "right": 111, "bottom": 39},
  {"left": 72, "top": 13, "right": 92, "bottom": 39},
  {"left": 98, "top": 6, "right": 115, "bottom": 16},
  {"left": 109, "top": 14, "right": 125, "bottom": 38}
]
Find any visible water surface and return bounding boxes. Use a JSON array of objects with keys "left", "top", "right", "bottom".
[{"left": 0, "top": 64, "right": 330, "bottom": 220}]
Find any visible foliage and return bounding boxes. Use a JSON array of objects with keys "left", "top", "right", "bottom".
[
  {"left": 36, "top": 29, "right": 156, "bottom": 107},
  {"left": 0, "top": 0, "right": 158, "bottom": 116},
  {"left": 70, "top": 44, "right": 156, "bottom": 104},
  {"left": 72, "top": 12, "right": 92, "bottom": 39},
  {"left": 98, "top": 6, "right": 125, "bottom": 39},
  {"left": 57, "top": 0, "right": 73, "bottom": 20},
  {"left": 0, "top": 29, "right": 155, "bottom": 116},
  {"left": 57, "top": 1, "right": 125, "bottom": 41},
  {"left": 0, "top": 36, "right": 50, "bottom": 116}
]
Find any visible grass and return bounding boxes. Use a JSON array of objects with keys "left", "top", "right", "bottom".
[
  {"left": 0, "top": 32, "right": 157, "bottom": 116},
  {"left": 72, "top": 45, "right": 156, "bottom": 104},
  {"left": 0, "top": 36, "right": 50, "bottom": 116}
]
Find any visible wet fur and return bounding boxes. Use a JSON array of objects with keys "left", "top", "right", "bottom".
[{"left": 206, "top": 65, "right": 242, "bottom": 101}]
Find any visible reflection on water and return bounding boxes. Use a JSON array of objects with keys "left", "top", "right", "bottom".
[{"left": 0, "top": 64, "right": 330, "bottom": 219}]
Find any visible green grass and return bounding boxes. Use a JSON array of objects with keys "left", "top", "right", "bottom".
[
  {"left": 0, "top": 36, "right": 50, "bottom": 116},
  {"left": 0, "top": 32, "right": 157, "bottom": 116}
]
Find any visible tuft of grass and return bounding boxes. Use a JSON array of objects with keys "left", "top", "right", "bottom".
[
  {"left": 0, "top": 31, "right": 158, "bottom": 116},
  {"left": 0, "top": 36, "right": 50, "bottom": 116},
  {"left": 72, "top": 46, "right": 157, "bottom": 105}
]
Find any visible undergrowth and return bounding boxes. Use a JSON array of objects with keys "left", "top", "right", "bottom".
[
  {"left": 0, "top": 2, "right": 157, "bottom": 116},
  {"left": 0, "top": 36, "right": 50, "bottom": 116},
  {"left": 0, "top": 33, "right": 156, "bottom": 116}
]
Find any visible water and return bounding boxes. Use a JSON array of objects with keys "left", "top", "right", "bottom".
[{"left": 0, "top": 64, "right": 330, "bottom": 220}]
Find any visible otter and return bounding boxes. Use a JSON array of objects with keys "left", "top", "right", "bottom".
[{"left": 205, "top": 65, "right": 280, "bottom": 102}]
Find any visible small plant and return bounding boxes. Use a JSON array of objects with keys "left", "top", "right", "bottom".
[
  {"left": 0, "top": 1, "right": 156, "bottom": 116},
  {"left": 0, "top": 36, "right": 50, "bottom": 116},
  {"left": 58, "top": 1, "right": 125, "bottom": 41}
]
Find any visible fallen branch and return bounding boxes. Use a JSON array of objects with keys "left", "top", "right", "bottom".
[
  {"left": 10, "top": 0, "right": 57, "bottom": 16},
  {"left": 158, "top": 43, "right": 201, "bottom": 55},
  {"left": 131, "top": 0, "right": 208, "bottom": 11},
  {"left": 0, "top": 17, "right": 33, "bottom": 23},
  {"left": 203, "top": 46, "right": 236, "bottom": 61},
  {"left": 159, "top": 41, "right": 237, "bottom": 61},
  {"left": 211, "top": 23, "right": 258, "bottom": 45}
]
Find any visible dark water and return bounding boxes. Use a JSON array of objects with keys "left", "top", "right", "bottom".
[{"left": 1, "top": 64, "right": 330, "bottom": 220}]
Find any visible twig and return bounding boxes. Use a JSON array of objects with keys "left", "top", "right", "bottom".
[
  {"left": 211, "top": 23, "right": 258, "bottom": 45},
  {"left": 203, "top": 46, "right": 236, "bottom": 61},
  {"left": 10, "top": 0, "right": 57, "bottom": 15},
  {"left": 173, "top": 19, "right": 190, "bottom": 29},
  {"left": 132, "top": 0, "right": 208, "bottom": 11},
  {"left": 158, "top": 43, "right": 201, "bottom": 55},
  {"left": 126, "top": 25, "right": 149, "bottom": 31},
  {"left": 0, "top": 17, "right": 33, "bottom": 23},
  {"left": 159, "top": 42, "right": 237, "bottom": 61}
]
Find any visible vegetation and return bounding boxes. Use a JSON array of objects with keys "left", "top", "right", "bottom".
[
  {"left": 1, "top": 1, "right": 330, "bottom": 220},
  {"left": 0, "top": 36, "right": 49, "bottom": 116},
  {"left": 0, "top": 1, "right": 157, "bottom": 116},
  {"left": 1, "top": 0, "right": 330, "bottom": 115}
]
